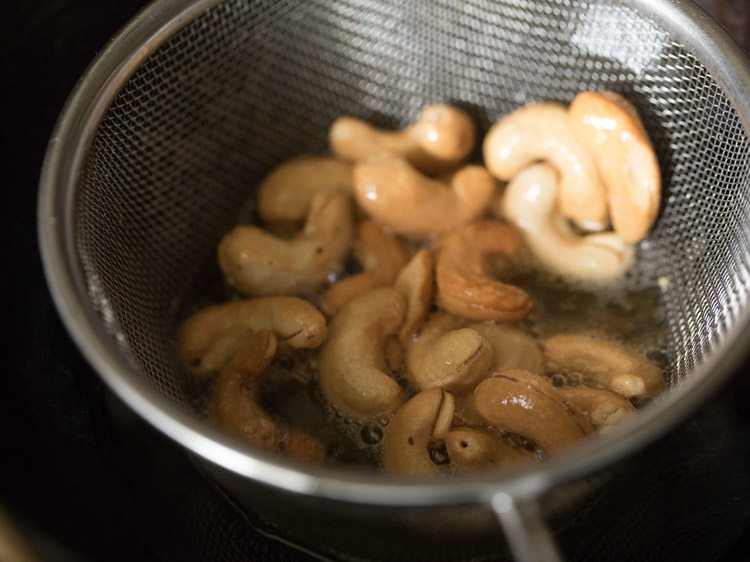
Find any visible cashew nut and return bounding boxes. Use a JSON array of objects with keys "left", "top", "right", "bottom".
[
  {"left": 257, "top": 156, "right": 353, "bottom": 223},
  {"left": 381, "top": 388, "right": 455, "bottom": 474},
  {"left": 353, "top": 155, "right": 495, "bottom": 239},
  {"left": 467, "top": 322, "right": 544, "bottom": 375},
  {"left": 558, "top": 386, "right": 636, "bottom": 428},
  {"left": 433, "top": 221, "right": 532, "bottom": 321},
  {"left": 320, "top": 220, "right": 409, "bottom": 316},
  {"left": 483, "top": 102, "right": 607, "bottom": 231},
  {"left": 406, "top": 313, "right": 492, "bottom": 392},
  {"left": 542, "top": 334, "right": 663, "bottom": 397},
  {"left": 330, "top": 104, "right": 476, "bottom": 175},
  {"left": 218, "top": 193, "right": 355, "bottom": 296},
  {"left": 177, "top": 296, "right": 327, "bottom": 378},
  {"left": 445, "top": 427, "right": 534, "bottom": 471},
  {"left": 568, "top": 91, "right": 661, "bottom": 243},
  {"left": 211, "top": 331, "right": 325, "bottom": 462},
  {"left": 473, "top": 369, "right": 593, "bottom": 454},
  {"left": 319, "top": 287, "right": 407, "bottom": 420},
  {"left": 502, "top": 164, "right": 634, "bottom": 281},
  {"left": 394, "top": 249, "right": 434, "bottom": 344}
]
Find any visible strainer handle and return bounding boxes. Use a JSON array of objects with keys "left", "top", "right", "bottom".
[{"left": 491, "top": 493, "right": 563, "bottom": 562}]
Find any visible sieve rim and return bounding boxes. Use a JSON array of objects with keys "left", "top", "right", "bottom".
[{"left": 38, "top": 0, "right": 750, "bottom": 506}]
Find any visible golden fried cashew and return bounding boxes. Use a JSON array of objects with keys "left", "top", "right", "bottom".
[
  {"left": 211, "top": 331, "right": 325, "bottom": 463},
  {"left": 473, "top": 369, "right": 593, "bottom": 454},
  {"left": 218, "top": 193, "right": 355, "bottom": 296},
  {"left": 394, "top": 249, "right": 434, "bottom": 344},
  {"left": 319, "top": 287, "right": 407, "bottom": 420},
  {"left": 433, "top": 221, "right": 532, "bottom": 321},
  {"left": 406, "top": 313, "right": 492, "bottom": 392},
  {"left": 257, "top": 156, "right": 353, "bottom": 223},
  {"left": 177, "top": 297, "right": 327, "bottom": 378},
  {"left": 353, "top": 155, "right": 495, "bottom": 239},
  {"left": 502, "top": 164, "right": 634, "bottom": 281},
  {"left": 568, "top": 91, "right": 661, "bottom": 243},
  {"left": 542, "top": 334, "right": 664, "bottom": 398},
  {"left": 320, "top": 220, "right": 409, "bottom": 316},
  {"left": 468, "top": 322, "right": 544, "bottom": 376},
  {"left": 445, "top": 427, "right": 534, "bottom": 471},
  {"left": 559, "top": 386, "right": 636, "bottom": 429},
  {"left": 329, "top": 104, "right": 476, "bottom": 175},
  {"left": 381, "top": 388, "right": 455, "bottom": 475},
  {"left": 483, "top": 102, "right": 608, "bottom": 231}
]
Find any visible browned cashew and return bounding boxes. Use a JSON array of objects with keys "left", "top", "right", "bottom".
[
  {"left": 434, "top": 221, "right": 532, "bottom": 321},
  {"left": 473, "top": 369, "right": 593, "bottom": 454},
  {"left": 542, "top": 334, "right": 664, "bottom": 397},
  {"left": 329, "top": 104, "right": 476, "bottom": 175},
  {"left": 406, "top": 313, "right": 492, "bottom": 392},
  {"left": 559, "top": 386, "right": 636, "bottom": 428},
  {"left": 257, "top": 156, "right": 353, "bottom": 223},
  {"left": 468, "top": 322, "right": 544, "bottom": 375},
  {"left": 483, "top": 102, "right": 608, "bottom": 231},
  {"left": 381, "top": 388, "right": 455, "bottom": 475},
  {"left": 319, "top": 287, "right": 406, "bottom": 420},
  {"left": 218, "top": 193, "right": 355, "bottom": 296},
  {"left": 445, "top": 427, "right": 534, "bottom": 471},
  {"left": 211, "top": 331, "right": 325, "bottom": 463},
  {"left": 320, "top": 220, "right": 409, "bottom": 316},
  {"left": 353, "top": 155, "right": 495, "bottom": 239},
  {"left": 394, "top": 249, "right": 434, "bottom": 344},
  {"left": 177, "top": 297, "right": 327, "bottom": 378},
  {"left": 568, "top": 91, "right": 661, "bottom": 243}
]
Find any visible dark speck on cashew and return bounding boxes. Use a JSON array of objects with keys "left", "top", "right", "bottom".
[{"left": 445, "top": 427, "right": 535, "bottom": 471}]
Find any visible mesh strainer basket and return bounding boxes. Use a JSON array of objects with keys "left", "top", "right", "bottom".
[{"left": 39, "top": 0, "right": 750, "bottom": 560}]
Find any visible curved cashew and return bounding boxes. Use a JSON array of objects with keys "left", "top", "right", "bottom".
[
  {"left": 353, "top": 155, "right": 495, "bottom": 239},
  {"left": 320, "top": 220, "right": 409, "bottom": 316},
  {"left": 433, "top": 221, "right": 532, "bottom": 321},
  {"left": 211, "top": 331, "right": 325, "bottom": 462},
  {"left": 330, "top": 104, "right": 476, "bottom": 175},
  {"left": 394, "top": 249, "right": 434, "bottom": 344},
  {"left": 559, "top": 386, "right": 636, "bottom": 428},
  {"left": 319, "top": 287, "right": 406, "bottom": 420},
  {"left": 257, "top": 156, "right": 353, "bottom": 223},
  {"left": 381, "top": 388, "right": 455, "bottom": 474},
  {"left": 568, "top": 91, "right": 661, "bottom": 243},
  {"left": 218, "top": 193, "right": 355, "bottom": 296},
  {"left": 502, "top": 164, "right": 634, "bottom": 281},
  {"left": 542, "top": 334, "right": 663, "bottom": 397},
  {"left": 483, "top": 102, "right": 607, "bottom": 231},
  {"left": 468, "top": 322, "right": 544, "bottom": 376},
  {"left": 177, "top": 297, "right": 327, "bottom": 378},
  {"left": 473, "top": 369, "right": 593, "bottom": 454},
  {"left": 406, "top": 313, "right": 492, "bottom": 392},
  {"left": 445, "top": 427, "right": 534, "bottom": 471}
]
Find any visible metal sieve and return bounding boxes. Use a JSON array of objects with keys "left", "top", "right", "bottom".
[{"left": 39, "top": 0, "right": 750, "bottom": 560}]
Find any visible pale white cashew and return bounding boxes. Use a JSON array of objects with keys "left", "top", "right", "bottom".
[
  {"left": 433, "top": 221, "right": 532, "bottom": 321},
  {"left": 568, "top": 91, "right": 661, "bottom": 243},
  {"left": 445, "top": 427, "right": 534, "bottom": 471},
  {"left": 559, "top": 386, "right": 636, "bottom": 428},
  {"left": 330, "top": 104, "right": 476, "bottom": 175},
  {"left": 211, "top": 331, "right": 325, "bottom": 463},
  {"left": 467, "top": 322, "right": 544, "bottom": 375},
  {"left": 353, "top": 155, "right": 495, "bottom": 239},
  {"left": 218, "top": 193, "right": 355, "bottom": 296},
  {"left": 406, "top": 313, "right": 492, "bottom": 392},
  {"left": 473, "top": 368, "right": 593, "bottom": 454},
  {"left": 542, "top": 334, "right": 664, "bottom": 397},
  {"left": 394, "top": 249, "right": 434, "bottom": 344},
  {"left": 381, "top": 388, "right": 455, "bottom": 475},
  {"left": 503, "top": 163, "right": 634, "bottom": 281},
  {"left": 319, "top": 287, "right": 407, "bottom": 420},
  {"left": 320, "top": 219, "right": 409, "bottom": 316},
  {"left": 177, "top": 296, "right": 327, "bottom": 378},
  {"left": 257, "top": 156, "right": 353, "bottom": 223},
  {"left": 483, "top": 102, "right": 608, "bottom": 231}
]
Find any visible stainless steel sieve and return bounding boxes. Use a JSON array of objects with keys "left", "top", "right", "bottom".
[{"left": 38, "top": 0, "right": 750, "bottom": 560}]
